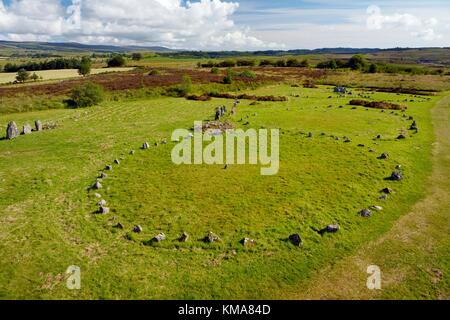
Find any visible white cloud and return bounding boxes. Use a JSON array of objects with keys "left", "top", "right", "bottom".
[
  {"left": 0, "top": 0, "right": 282, "bottom": 50},
  {"left": 366, "top": 5, "right": 442, "bottom": 41}
]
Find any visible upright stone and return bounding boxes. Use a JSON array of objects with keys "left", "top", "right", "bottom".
[
  {"left": 6, "top": 122, "right": 19, "bottom": 140},
  {"left": 35, "top": 120, "right": 43, "bottom": 132}
]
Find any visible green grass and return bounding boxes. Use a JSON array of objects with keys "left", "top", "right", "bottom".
[{"left": 0, "top": 84, "right": 441, "bottom": 299}]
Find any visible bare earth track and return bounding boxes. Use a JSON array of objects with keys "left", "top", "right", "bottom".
[{"left": 280, "top": 94, "right": 450, "bottom": 300}]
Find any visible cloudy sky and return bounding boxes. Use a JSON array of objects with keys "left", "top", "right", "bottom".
[{"left": 0, "top": 0, "right": 449, "bottom": 50}]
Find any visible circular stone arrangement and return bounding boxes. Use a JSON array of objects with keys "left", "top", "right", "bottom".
[{"left": 87, "top": 100, "right": 417, "bottom": 249}]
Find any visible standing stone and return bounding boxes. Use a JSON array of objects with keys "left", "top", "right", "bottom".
[
  {"left": 6, "top": 122, "right": 19, "bottom": 140},
  {"left": 142, "top": 142, "right": 150, "bottom": 150},
  {"left": 22, "top": 124, "right": 32, "bottom": 135},
  {"left": 35, "top": 120, "right": 43, "bottom": 132},
  {"left": 289, "top": 234, "right": 303, "bottom": 247}
]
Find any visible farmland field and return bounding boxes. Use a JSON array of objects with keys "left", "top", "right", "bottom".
[
  {"left": 0, "top": 67, "right": 135, "bottom": 84},
  {"left": 1, "top": 80, "right": 448, "bottom": 299}
]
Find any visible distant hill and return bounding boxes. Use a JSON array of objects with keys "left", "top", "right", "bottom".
[{"left": 0, "top": 40, "right": 175, "bottom": 54}]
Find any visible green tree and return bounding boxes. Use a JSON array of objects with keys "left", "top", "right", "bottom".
[
  {"left": 16, "top": 69, "right": 30, "bottom": 83},
  {"left": 368, "top": 63, "right": 378, "bottom": 73},
  {"left": 132, "top": 53, "right": 143, "bottom": 61},
  {"left": 107, "top": 55, "right": 126, "bottom": 67},
  {"left": 70, "top": 82, "right": 104, "bottom": 108},
  {"left": 78, "top": 56, "right": 92, "bottom": 76}
]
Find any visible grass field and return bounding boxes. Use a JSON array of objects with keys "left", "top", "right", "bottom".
[
  {"left": 0, "top": 83, "right": 445, "bottom": 299},
  {"left": 0, "top": 67, "right": 135, "bottom": 85}
]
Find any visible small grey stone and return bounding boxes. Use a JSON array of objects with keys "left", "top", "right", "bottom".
[
  {"left": 142, "top": 142, "right": 150, "bottom": 150},
  {"left": 289, "top": 234, "right": 303, "bottom": 246},
  {"left": 99, "top": 206, "right": 110, "bottom": 214},
  {"left": 105, "top": 165, "right": 113, "bottom": 171},
  {"left": 22, "top": 124, "right": 32, "bottom": 135},
  {"left": 115, "top": 222, "right": 124, "bottom": 229},
  {"left": 371, "top": 205, "right": 383, "bottom": 211},
  {"left": 152, "top": 233, "right": 166, "bottom": 242},
  {"left": 325, "top": 224, "right": 340, "bottom": 233},
  {"left": 94, "top": 193, "right": 102, "bottom": 198},
  {"left": 397, "top": 134, "right": 406, "bottom": 140},
  {"left": 133, "top": 225, "right": 143, "bottom": 233},
  {"left": 97, "top": 199, "right": 107, "bottom": 206},
  {"left": 93, "top": 181, "right": 102, "bottom": 190},
  {"left": 6, "top": 121, "right": 19, "bottom": 140},
  {"left": 378, "top": 153, "right": 389, "bottom": 160},
  {"left": 179, "top": 232, "right": 189, "bottom": 242},
  {"left": 359, "top": 209, "right": 372, "bottom": 218},
  {"left": 130, "top": 150, "right": 135, "bottom": 155},
  {"left": 35, "top": 120, "right": 43, "bottom": 132},
  {"left": 114, "top": 159, "right": 120, "bottom": 165}
]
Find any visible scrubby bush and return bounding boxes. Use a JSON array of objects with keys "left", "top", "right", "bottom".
[
  {"left": 218, "top": 60, "right": 237, "bottom": 68},
  {"left": 236, "top": 59, "right": 257, "bottom": 67},
  {"left": 149, "top": 69, "right": 161, "bottom": 76},
  {"left": 70, "top": 82, "right": 104, "bottom": 108},
  {"left": 107, "top": 55, "right": 126, "bottom": 67},
  {"left": 211, "top": 67, "right": 220, "bottom": 74}
]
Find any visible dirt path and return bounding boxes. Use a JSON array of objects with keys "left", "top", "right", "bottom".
[{"left": 282, "top": 94, "right": 450, "bottom": 300}]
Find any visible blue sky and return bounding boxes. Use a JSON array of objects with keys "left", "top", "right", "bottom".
[{"left": 0, "top": 0, "right": 449, "bottom": 49}]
